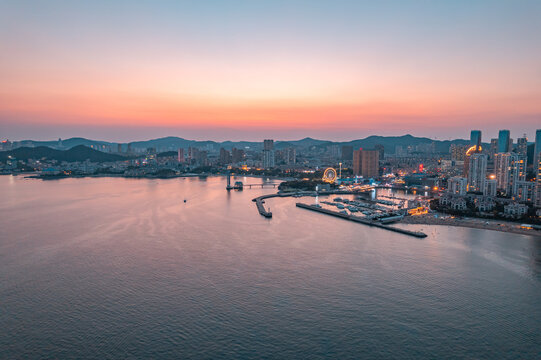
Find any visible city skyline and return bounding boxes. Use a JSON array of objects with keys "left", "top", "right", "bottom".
[{"left": 1, "top": 0, "right": 541, "bottom": 141}]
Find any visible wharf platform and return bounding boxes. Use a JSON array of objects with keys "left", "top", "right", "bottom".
[{"left": 296, "top": 203, "right": 427, "bottom": 238}]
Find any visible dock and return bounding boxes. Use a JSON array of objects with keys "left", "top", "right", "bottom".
[
  {"left": 253, "top": 195, "right": 274, "bottom": 218},
  {"left": 296, "top": 203, "right": 427, "bottom": 238}
]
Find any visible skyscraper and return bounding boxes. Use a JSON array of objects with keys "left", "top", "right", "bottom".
[
  {"left": 374, "top": 144, "right": 385, "bottom": 160},
  {"left": 467, "top": 153, "right": 487, "bottom": 192},
  {"left": 470, "top": 130, "right": 482, "bottom": 151},
  {"left": 177, "top": 148, "right": 184, "bottom": 163},
  {"left": 498, "top": 130, "right": 511, "bottom": 153},
  {"left": 489, "top": 138, "right": 498, "bottom": 159},
  {"left": 353, "top": 149, "right": 379, "bottom": 178},
  {"left": 495, "top": 153, "right": 526, "bottom": 196},
  {"left": 263, "top": 139, "right": 274, "bottom": 151},
  {"left": 353, "top": 149, "right": 362, "bottom": 176},
  {"left": 516, "top": 135, "right": 528, "bottom": 157},
  {"left": 285, "top": 148, "right": 296, "bottom": 164},
  {"left": 262, "top": 139, "right": 275, "bottom": 169},
  {"left": 231, "top": 148, "right": 245, "bottom": 163},
  {"left": 219, "top": 148, "right": 231, "bottom": 165},
  {"left": 535, "top": 152, "right": 541, "bottom": 208},
  {"left": 447, "top": 177, "right": 467, "bottom": 195},
  {"left": 534, "top": 129, "right": 541, "bottom": 172}
]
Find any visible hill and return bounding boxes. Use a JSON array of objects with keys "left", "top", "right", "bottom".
[{"left": 0, "top": 145, "right": 128, "bottom": 163}]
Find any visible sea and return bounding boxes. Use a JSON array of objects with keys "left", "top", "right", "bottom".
[{"left": 1, "top": 175, "right": 540, "bottom": 359}]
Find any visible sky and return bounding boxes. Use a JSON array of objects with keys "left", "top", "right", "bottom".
[{"left": 1, "top": 0, "right": 540, "bottom": 142}]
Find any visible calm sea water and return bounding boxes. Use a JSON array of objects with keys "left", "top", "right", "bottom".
[{"left": 1, "top": 175, "right": 541, "bottom": 359}]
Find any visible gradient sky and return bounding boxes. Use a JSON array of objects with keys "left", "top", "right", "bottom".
[{"left": 1, "top": 0, "right": 540, "bottom": 141}]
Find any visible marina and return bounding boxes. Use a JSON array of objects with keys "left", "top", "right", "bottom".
[{"left": 296, "top": 202, "right": 427, "bottom": 238}]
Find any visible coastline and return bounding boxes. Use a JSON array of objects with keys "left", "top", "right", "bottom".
[{"left": 401, "top": 213, "right": 541, "bottom": 237}]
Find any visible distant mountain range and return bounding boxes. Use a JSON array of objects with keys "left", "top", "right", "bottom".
[
  {"left": 9, "top": 134, "right": 472, "bottom": 154},
  {"left": 0, "top": 145, "right": 127, "bottom": 163}
]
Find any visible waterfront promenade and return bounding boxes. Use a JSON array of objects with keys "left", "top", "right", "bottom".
[{"left": 402, "top": 213, "right": 541, "bottom": 237}]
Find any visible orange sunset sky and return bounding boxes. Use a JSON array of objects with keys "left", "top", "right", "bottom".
[{"left": 1, "top": 0, "right": 540, "bottom": 141}]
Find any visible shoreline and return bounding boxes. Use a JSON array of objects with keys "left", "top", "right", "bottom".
[
  {"left": 17, "top": 172, "right": 290, "bottom": 181},
  {"left": 401, "top": 213, "right": 541, "bottom": 237}
]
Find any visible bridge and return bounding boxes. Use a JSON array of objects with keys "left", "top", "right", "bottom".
[
  {"left": 226, "top": 172, "right": 281, "bottom": 190},
  {"left": 243, "top": 183, "right": 279, "bottom": 189}
]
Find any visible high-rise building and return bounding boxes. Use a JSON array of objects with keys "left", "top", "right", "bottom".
[
  {"left": 374, "top": 144, "right": 385, "bottom": 160},
  {"left": 467, "top": 154, "right": 487, "bottom": 192},
  {"left": 498, "top": 130, "right": 511, "bottom": 153},
  {"left": 516, "top": 135, "right": 528, "bottom": 157},
  {"left": 177, "top": 148, "right": 184, "bottom": 163},
  {"left": 263, "top": 139, "right": 274, "bottom": 151},
  {"left": 534, "top": 129, "right": 541, "bottom": 172},
  {"left": 470, "top": 130, "right": 482, "bottom": 151},
  {"left": 353, "top": 149, "right": 362, "bottom": 176},
  {"left": 353, "top": 149, "right": 379, "bottom": 178},
  {"left": 231, "top": 148, "right": 245, "bottom": 163},
  {"left": 219, "top": 148, "right": 231, "bottom": 165},
  {"left": 489, "top": 138, "right": 498, "bottom": 159},
  {"left": 483, "top": 178, "right": 497, "bottom": 197},
  {"left": 262, "top": 150, "right": 275, "bottom": 169},
  {"left": 535, "top": 152, "right": 541, "bottom": 208},
  {"left": 516, "top": 181, "right": 535, "bottom": 203},
  {"left": 495, "top": 153, "right": 526, "bottom": 196},
  {"left": 450, "top": 144, "right": 467, "bottom": 161},
  {"left": 285, "top": 148, "right": 296, "bottom": 164},
  {"left": 341, "top": 146, "right": 353, "bottom": 160},
  {"left": 262, "top": 140, "right": 275, "bottom": 169},
  {"left": 447, "top": 177, "right": 467, "bottom": 195}
]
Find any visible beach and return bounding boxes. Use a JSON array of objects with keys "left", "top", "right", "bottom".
[{"left": 401, "top": 213, "right": 541, "bottom": 237}]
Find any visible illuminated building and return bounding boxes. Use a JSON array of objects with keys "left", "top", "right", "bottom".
[
  {"left": 516, "top": 181, "right": 535, "bottom": 202},
  {"left": 495, "top": 153, "right": 526, "bottom": 196},
  {"left": 483, "top": 178, "right": 497, "bottom": 197},
  {"left": 516, "top": 135, "right": 528, "bottom": 157},
  {"left": 262, "top": 139, "right": 275, "bottom": 169},
  {"left": 534, "top": 129, "right": 541, "bottom": 172},
  {"left": 463, "top": 144, "right": 482, "bottom": 177},
  {"left": 447, "top": 177, "right": 467, "bottom": 195},
  {"left": 450, "top": 144, "right": 467, "bottom": 161},
  {"left": 467, "top": 153, "right": 487, "bottom": 192},
  {"left": 353, "top": 148, "right": 379, "bottom": 178},
  {"left": 535, "top": 149, "right": 541, "bottom": 208},
  {"left": 470, "top": 130, "right": 482, "bottom": 151}
]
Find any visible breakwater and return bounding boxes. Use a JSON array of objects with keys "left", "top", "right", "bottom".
[{"left": 296, "top": 203, "right": 427, "bottom": 238}]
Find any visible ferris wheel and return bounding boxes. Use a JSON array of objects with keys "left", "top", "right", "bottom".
[{"left": 322, "top": 167, "right": 338, "bottom": 183}]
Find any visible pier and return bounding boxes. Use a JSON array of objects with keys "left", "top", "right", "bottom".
[
  {"left": 254, "top": 197, "right": 273, "bottom": 217},
  {"left": 296, "top": 203, "right": 427, "bottom": 238},
  {"left": 251, "top": 190, "right": 373, "bottom": 218}
]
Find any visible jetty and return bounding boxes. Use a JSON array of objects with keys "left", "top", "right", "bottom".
[{"left": 296, "top": 203, "right": 427, "bottom": 238}]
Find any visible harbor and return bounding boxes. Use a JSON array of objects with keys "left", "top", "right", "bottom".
[{"left": 295, "top": 203, "right": 427, "bottom": 238}]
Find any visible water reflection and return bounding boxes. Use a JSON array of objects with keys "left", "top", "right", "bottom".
[{"left": 1, "top": 175, "right": 540, "bottom": 359}]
